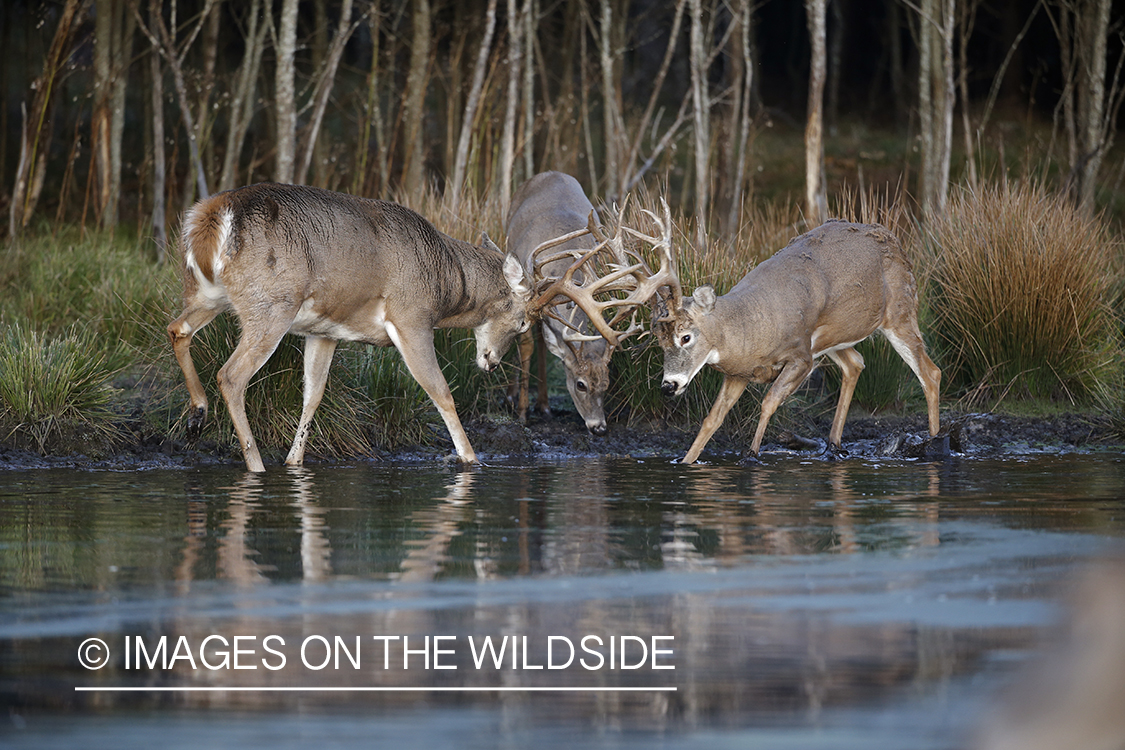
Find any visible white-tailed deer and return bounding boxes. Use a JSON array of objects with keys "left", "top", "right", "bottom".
[
  {"left": 651, "top": 219, "right": 942, "bottom": 463},
  {"left": 510, "top": 181, "right": 674, "bottom": 434},
  {"left": 506, "top": 172, "right": 611, "bottom": 434},
  {"left": 167, "top": 183, "right": 533, "bottom": 472}
]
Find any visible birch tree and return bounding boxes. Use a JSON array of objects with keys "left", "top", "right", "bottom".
[
  {"left": 688, "top": 0, "right": 710, "bottom": 245},
  {"left": 449, "top": 0, "right": 498, "bottom": 208},
  {"left": 804, "top": 0, "right": 828, "bottom": 227},
  {"left": 92, "top": 0, "right": 136, "bottom": 229},
  {"left": 402, "top": 0, "right": 432, "bottom": 195},
  {"left": 274, "top": 0, "right": 299, "bottom": 184},
  {"left": 499, "top": 0, "right": 524, "bottom": 216},
  {"left": 917, "top": 0, "right": 955, "bottom": 220}
]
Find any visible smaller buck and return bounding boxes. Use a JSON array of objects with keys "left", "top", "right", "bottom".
[
  {"left": 507, "top": 172, "right": 612, "bottom": 434},
  {"left": 167, "top": 183, "right": 533, "bottom": 472},
  {"left": 650, "top": 219, "right": 941, "bottom": 463}
]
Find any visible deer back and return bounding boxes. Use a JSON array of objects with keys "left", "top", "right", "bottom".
[{"left": 182, "top": 183, "right": 518, "bottom": 337}]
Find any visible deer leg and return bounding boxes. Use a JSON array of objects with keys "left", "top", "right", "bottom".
[
  {"left": 534, "top": 324, "right": 551, "bottom": 417},
  {"left": 825, "top": 347, "right": 865, "bottom": 448},
  {"left": 168, "top": 303, "right": 223, "bottom": 439},
  {"left": 217, "top": 315, "right": 294, "bottom": 473},
  {"left": 389, "top": 324, "right": 479, "bottom": 464},
  {"left": 512, "top": 328, "right": 534, "bottom": 423},
  {"left": 749, "top": 359, "right": 815, "bottom": 456},
  {"left": 882, "top": 328, "right": 942, "bottom": 436},
  {"left": 681, "top": 375, "right": 749, "bottom": 464},
  {"left": 285, "top": 335, "right": 339, "bottom": 467}
]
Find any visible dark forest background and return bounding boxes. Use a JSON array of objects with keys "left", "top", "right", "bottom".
[{"left": 2, "top": 0, "right": 1124, "bottom": 247}]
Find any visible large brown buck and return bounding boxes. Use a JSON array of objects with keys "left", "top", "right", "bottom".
[
  {"left": 506, "top": 172, "right": 612, "bottom": 434},
  {"left": 167, "top": 183, "right": 534, "bottom": 472},
  {"left": 650, "top": 219, "right": 942, "bottom": 463},
  {"left": 508, "top": 180, "right": 677, "bottom": 434}
]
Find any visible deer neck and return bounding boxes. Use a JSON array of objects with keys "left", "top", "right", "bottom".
[{"left": 432, "top": 235, "right": 507, "bottom": 329}]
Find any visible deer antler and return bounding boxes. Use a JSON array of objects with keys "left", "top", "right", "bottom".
[{"left": 529, "top": 197, "right": 682, "bottom": 348}]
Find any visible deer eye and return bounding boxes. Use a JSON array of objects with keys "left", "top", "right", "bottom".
[
  {"left": 680, "top": 333, "right": 693, "bottom": 347},
  {"left": 576, "top": 380, "right": 588, "bottom": 393}
]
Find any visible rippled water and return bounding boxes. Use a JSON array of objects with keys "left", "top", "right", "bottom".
[{"left": 2, "top": 454, "right": 1123, "bottom": 749}]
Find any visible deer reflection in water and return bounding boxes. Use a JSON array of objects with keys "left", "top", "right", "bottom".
[{"left": 678, "top": 461, "right": 944, "bottom": 562}]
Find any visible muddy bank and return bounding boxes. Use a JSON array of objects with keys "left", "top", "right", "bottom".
[{"left": 0, "top": 403, "right": 1118, "bottom": 472}]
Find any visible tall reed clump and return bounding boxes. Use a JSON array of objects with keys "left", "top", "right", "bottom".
[
  {"left": 0, "top": 323, "right": 119, "bottom": 453},
  {"left": 925, "top": 181, "right": 1123, "bottom": 404}
]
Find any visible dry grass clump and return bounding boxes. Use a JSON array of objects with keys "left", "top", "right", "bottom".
[{"left": 925, "top": 181, "right": 1122, "bottom": 404}]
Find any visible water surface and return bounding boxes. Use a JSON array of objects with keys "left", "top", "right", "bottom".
[{"left": 1, "top": 454, "right": 1123, "bottom": 748}]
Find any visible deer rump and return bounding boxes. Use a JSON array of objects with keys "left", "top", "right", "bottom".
[{"left": 168, "top": 183, "right": 531, "bottom": 472}]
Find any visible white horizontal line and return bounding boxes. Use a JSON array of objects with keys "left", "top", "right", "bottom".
[{"left": 75, "top": 686, "right": 676, "bottom": 693}]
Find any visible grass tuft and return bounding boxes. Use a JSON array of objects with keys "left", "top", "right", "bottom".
[
  {"left": 925, "top": 181, "right": 1123, "bottom": 404},
  {"left": 0, "top": 322, "right": 120, "bottom": 453}
]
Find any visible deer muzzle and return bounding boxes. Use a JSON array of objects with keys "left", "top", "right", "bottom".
[{"left": 661, "top": 378, "right": 684, "bottom": 397}]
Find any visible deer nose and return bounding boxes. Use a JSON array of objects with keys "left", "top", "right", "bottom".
[
  {"left": 661, "top": 380, "right": 678, "bottom": 396},
  {"left": 588, "top": 422, "right": 607, "bottom": 436}
]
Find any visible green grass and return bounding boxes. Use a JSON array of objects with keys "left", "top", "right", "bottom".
[
  {"left": 0, "top": 322, "right": 120, "bottom": 453},
  {"left": 2, "top": 169, "right": 1124, "bottom": 458}
]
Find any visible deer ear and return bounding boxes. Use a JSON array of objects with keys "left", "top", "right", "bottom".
[
  {"left": 692, "top": 285, "right": 716, "bottom": 314},
  {"left": 541, "top": 325, "right": 569, "bottom": 361},
  {"left": 481, "top": 232, "right": 502, "bottom": 254},
  {"left": 503, "top": 253, "right": 532, "bottom": 297}
]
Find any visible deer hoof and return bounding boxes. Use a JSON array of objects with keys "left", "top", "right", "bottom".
[
  {"left": 186, "top": 406, "right": 206, "bottom": 441},
  {"left": 738, "top": 450, "right": 762, "bottom": 466},
  {"left": 822, "top": 443, "right": 849, "bottom": 461}
]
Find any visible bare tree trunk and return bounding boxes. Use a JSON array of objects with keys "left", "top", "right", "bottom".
[
  {"left": 499, "top": 0, "right": 523, "bottom": 216},
  {"left": 8, "top": 0, "right": 86, "bottom": 239},
  {"left": 804, "top": 0, "right": 828, "bottom": 227},
  {"left": 134, "top": 1, "right": 212, "bottom": 200},
  {"left": 919, "top": 0, "right": 955, "bottom": 219},
  {"left": 353, "top": 5, "right": 387, "bottom": 196},
  {"left": 1076, "top": 0, "right": 1111, "bottom": 213},
  {"left": 93, "top": 0, "right": 135, "bottom": 230},
  {"left": 219, "top": 0, "right": 270, "bottom": 192},
  {"left": 275, "top": 0, "right": 298, "bottom": 184},
  {"left": 522, "top": 0, "right": 537, "bottom": 180},
  {"left": 402, "top": 0, "right": 432, "bottom": 195},
  {"left": 296, "top": 0, "right": 360, "bottom": 186},
  {"left": 689, "top": 0, "right": 711, "bottom": 246},
  {"left": 450, "top": 0, "right": 498, "bottom": 208},
  {"left": 600, "top": 0, "right": 620, "bottom": 198},
  {"left": 149, "top": 0, "right": 166, "bottom": 261},
  {"left": 958, "top": 0, "right": 980, "bottom": 191},
  {"left": 727, "top": 0, "right": 755, "bottom": 234}
]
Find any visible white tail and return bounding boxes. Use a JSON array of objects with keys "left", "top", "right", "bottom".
[
  {"left": 652, "top": 219, "right": 942, "bottom": 463},
  {"left": 167, "top": 183, "right": 533, "bottom": 472}
]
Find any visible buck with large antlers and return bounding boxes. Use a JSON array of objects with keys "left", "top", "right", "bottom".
[
  {"left": 506, "top": 172, "right": 613, "bottom": 434},
  {"left": 651, "top": 219, "right": 942, "bottom": 463},
  {"left": 167, "top": 183, "right": 534, "bottom": 472},
  {"left": 513, "top": 179, "right": 681, "bottom": 435}
]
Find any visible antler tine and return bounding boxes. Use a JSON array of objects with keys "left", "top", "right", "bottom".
[{"left": 528, "top": 194, "right": 683, "bottom": 347}]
